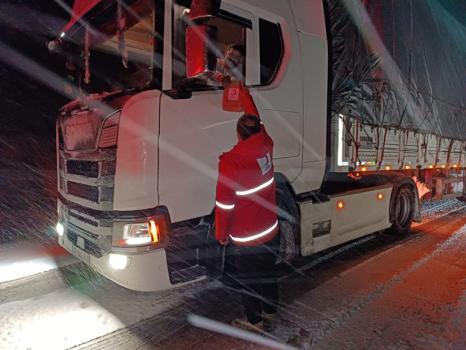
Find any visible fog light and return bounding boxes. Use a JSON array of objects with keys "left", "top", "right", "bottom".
[
  {"left": 109, "top": 254, "right": 129, "bottom": 270},
  {"left": 56, "top": 222, "right": 64, "bottom": 236}
]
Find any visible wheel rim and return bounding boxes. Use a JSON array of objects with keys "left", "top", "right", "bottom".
[{"left": 396, "top": 191, "right": 411, "bottom": 227}]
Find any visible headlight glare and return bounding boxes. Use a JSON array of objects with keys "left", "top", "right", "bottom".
[
  {"left": 56, "top": 222, "right": 64, "bottom": 236},
  {"left": 109, "top": 254, "right": 129, "bottom": 270},
  {"left": 122, "top": 220, "right": 159, "bottom": 246}
]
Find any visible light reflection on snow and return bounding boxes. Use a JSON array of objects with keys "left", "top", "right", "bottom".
[
  {"left": 0, "top": 258, "right": 60, "bottom": 283},
  {"left": 0, "top": 242, "right": 76, "bottom": 283},
  {"left": 0, "top": 290, "right": 125, "bottom": 350}
]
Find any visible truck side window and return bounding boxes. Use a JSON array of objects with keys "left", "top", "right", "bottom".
[
  {"left": 173, "top": 1, "right": 247, "bottom": 90},
  {"left": 259, "top": 19, "right": 284, "bottom": 86}
]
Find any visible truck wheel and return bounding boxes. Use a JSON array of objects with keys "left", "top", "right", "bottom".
[
  {"left": 388, "top": 185, "right": 415, "bottom": 235},
  {"left": 276, "top": 183, "right": 300, "bottom": 264}
]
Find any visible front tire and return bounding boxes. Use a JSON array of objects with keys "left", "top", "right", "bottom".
[{"left": 276, "top": 182, "right": 300, "bottom": 263}]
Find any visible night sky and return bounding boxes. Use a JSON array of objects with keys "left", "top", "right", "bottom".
[{"left": 0, "top": 1, "right": 73, "bottom": 137}]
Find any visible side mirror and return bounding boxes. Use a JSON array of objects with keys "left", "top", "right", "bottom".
[
  {"left": 188, "top": 0, "right": 221, "bottom": 20},
  {"left": 185, "top": 24, "right": 218, "bottom": 79}
]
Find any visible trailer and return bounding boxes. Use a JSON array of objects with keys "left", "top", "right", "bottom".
[{"left": 51, "top": 0, "right": 465, "bottom": 291}]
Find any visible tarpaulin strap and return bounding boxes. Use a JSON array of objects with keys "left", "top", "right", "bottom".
[
  {"left": 415, "top": 134, "right": 421, "bottom": 165},
  {"left": 422, "top": 135, "right": 429, "bottom": 163},
  {"left": 399, "top": 130, "right": 409, "bottom": 167},
  {"left": 353, "top": 120, "right": 361, "bottom": 168},
  {"left": 458, "top": 143, "right": 465, "bottom": 166},
  {"left": 340, "top": 116, "right": 361, "bottom": 168},
  {"left": 446, "top": 139, "right": 454, "bottom": 166},
  {"left": 434, "top": 136, "right": 442, "bottom": 166},
  {"left": 377, "top": 127, "right": 388, "bottom": 169}
]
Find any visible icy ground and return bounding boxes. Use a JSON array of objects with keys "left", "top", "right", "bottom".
[
  {"left": 0, "top": 200, "right": 464, "bottom": 349},
  {"left": 416, "top": 198, "right": 466, "bottom": 225},
  {"left": 0, "top": 128, "right": 465, "bottom": 349}
]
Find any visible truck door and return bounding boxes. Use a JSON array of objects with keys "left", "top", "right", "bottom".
[
  {"left": 160, "top": 1, "right": 258, "bottom": 219},
  {"left": 159, "top": 0, "right": 301, "bottom": 278}
]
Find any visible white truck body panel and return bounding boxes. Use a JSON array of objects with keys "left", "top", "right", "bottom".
[
  {"left": 113, "top": 91, "right": 160, "bottom": 211},
  {"left": 59, "top": 231, "right": 194, "bottom": 292},
  {"left": 300, "top": 185, "right": 392, "bottom": 256}
]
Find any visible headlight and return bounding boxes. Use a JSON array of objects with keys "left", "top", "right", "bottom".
[
  {"left": 122, "top": 220, "right": 159, "bottom": 246},
  {"left": 56, "top": 222, "right": 64, "bottom": 236},
  {"left": 113, "top": 207, "right": 171, "bottom": 248}
]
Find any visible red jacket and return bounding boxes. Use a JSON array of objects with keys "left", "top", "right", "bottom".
[{"left": 215, "top": 127, "right": 278, "bottom": 246}]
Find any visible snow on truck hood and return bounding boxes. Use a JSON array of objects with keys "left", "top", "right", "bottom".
[{"left": 59, "top": 91, "right": 133, "bottom": 152}]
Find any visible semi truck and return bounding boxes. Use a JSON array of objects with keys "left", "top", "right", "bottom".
[{"left": 52, "top": 0, "right": 466, "bottom": 291}]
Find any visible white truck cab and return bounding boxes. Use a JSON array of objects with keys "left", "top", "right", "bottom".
[{"left": 53, "top": 0, "right": 465, "bottom": 291}]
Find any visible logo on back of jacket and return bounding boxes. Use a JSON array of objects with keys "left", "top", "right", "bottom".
[{"left": 257, "top": 152, "right": 272, "bottom": 175}]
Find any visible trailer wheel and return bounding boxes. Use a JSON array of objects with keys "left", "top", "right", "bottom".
[
  {"left": 276, "top": 182, "right": 300, "bottom": 264},
  {"left": 388, "top": 185, "right": 415, "bottom": 235}
]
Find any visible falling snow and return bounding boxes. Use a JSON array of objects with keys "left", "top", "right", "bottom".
[{"left": 0, "top": 1, "right": 465, "bottom": 349}]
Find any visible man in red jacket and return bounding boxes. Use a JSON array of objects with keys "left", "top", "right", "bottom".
[{"left": 215, "top": 114, "right": 279, "bottom": 329}]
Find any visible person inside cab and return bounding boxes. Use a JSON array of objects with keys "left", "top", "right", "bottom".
[{"left": 214, "top": 43, "right": 245, "bottom": 84}]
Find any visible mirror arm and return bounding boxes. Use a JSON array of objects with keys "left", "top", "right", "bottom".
[{"left": 164, "top": 79, "right": 193, "bottom": 99}]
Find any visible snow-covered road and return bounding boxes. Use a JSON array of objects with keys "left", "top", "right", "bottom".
[{"left": 0, "top": 202, "right": 465, "bottom": 349}]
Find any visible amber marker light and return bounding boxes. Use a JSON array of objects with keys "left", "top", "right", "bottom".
[
  {"left": 149, "top": 220, "right": 159, "bottom": 243},
  {"left": 361, "top": 166, "right": 368, "bottom": 172},
  {"left": 337, "top": 200, "right": 345, "bottom": 210},
  {"left": 441, "top": 164, "right": 446, "bottom": 169},
  {"left": 452, "top": 164, "right": 458, "bottom": 168},
  {"left": 377, "top": 193, "right": 384, "bottom": 200},
  {"left": 429, "top": 164, "right": 434, "bottom": 169},
  {"left": 405, "top": 165, "right": 411, "bottom": 170},
  {"left": 384, "top": 166, "right": 391, "bottom": 171}
]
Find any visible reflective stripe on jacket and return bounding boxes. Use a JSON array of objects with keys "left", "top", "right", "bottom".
[{"left": 215, "top": 128, "right": 277, "bottom": 246}]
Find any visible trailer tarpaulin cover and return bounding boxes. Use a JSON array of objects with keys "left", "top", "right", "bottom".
[{"left": 327, "top": 0, "right": 465, "bottom": 141}]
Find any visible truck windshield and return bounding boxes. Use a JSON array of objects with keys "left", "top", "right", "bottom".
[{"left": 70, "top": 0, "right": 156, "bottom": 93}]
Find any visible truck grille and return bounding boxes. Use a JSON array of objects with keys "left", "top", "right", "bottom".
[
  {"left": 67, "top": 229, "right": 103, "bottom": 257},
  {"left": 66, "top": 160, "right": 99, "bottom": 178},
  {"left": 69, "top": 211, "right": 99, "bottom": 227},
  {"left": 67, "top": 182, "right": 99, "bottom": 203},
  {"left": 59, "top": 146, "right": 116, "bottom": 210},
  {"left": 67, "top": 160, "right": 99, "bottom": 178}
]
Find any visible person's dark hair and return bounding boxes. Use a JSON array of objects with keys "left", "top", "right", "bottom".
[
  {"left": 237, "top": 114, "right": 261, "bottom": 140},
  {"left": 226, "top": 43, "right": 245, "bottom": 56}
]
